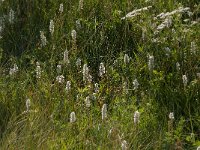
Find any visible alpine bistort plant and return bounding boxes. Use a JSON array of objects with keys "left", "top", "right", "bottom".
[
  {"left": 85, "top": 96, "right": 91, "bottom": 108},
  {"left": 59, "top": 3, "right": 63, "bottom": 13},
  {"left": 66, "top": 81, "right": 71, "bottom": 92},
  {"left": 123, "top": 81, "right": 128, "bottom": 94},
  {"left": 176, "top": 62, "right": 180, "bottom": 71},
  {"left": 78, "top": 0, "right": 83, "bottom": 11},
  {"left": 191, "top": 42, "right": 197, "bottom": 54},
  {"left": 8, "top": 9, "right": 14, "bottom": 24},
  {"left": 9, "top": 63, "right": 18, "bottom": 75},
  {"left": 121, "top": 140, "right": 128, "bottom": 150},
  {"left": 197, "top": 73, "right": 200, "bottom": 79},
  {"left": 40, "top": 31, "right": 47, "bottom": 47},
  {"left": 94, "top": 83, "right": 99, "bottom": 93},
  {"left": 148, "top": 55, "right": 154, "bottom": 71},
  {"left": 26, "top": 99, "right": 31, "bottom": 112},
  {"left": 102, "top": 104, "right": 107, "bottom": 120},
  {"left": 133, "top": 79, "right": 139, "bottom": 90},
  {"left": 71, "top": 30, "right": 77, "bottom": 50},
  {"left": 70, "top": 112, "right": 76, "bottom": 123},
  {"left": 182, "top": 75, "right": 188, "bottom": 87},
  {"left": 83, "top": 64, "right": 89, "bottom": 82},
  {"left": 63, "top": 49, "right": 70, "bottom": 64},
  {"left": 57, "top": 64, "right": 62, "bottom": 74},
  {"left": 169, "top": 112, "right": 174, "bottom": 120},
  {"left": 56, "top": 75, "right": 65, "bottom": 83},
  {"left": 168, "top": 112, "right": 174, "bottom": 134},
  {"left": 49, "top": 20, "right": 54, "bottom": 35},
  {"left": 76, "top": 58, "right": 81, "bottom": 68},
  {"left": 124, "top": 54, "right": 130, "bottom": 65},
  {"left": 134, "top": 110, "right": 140, "bottom": 124},
  {"left": 99, "top": 62, "right": 106, "bottom": 77},
  {"left": 36, "top": 62, "right": 41, "bottom": 79},
  {"left": 76, "top": 20, "right": 81, "bottom": 30}
]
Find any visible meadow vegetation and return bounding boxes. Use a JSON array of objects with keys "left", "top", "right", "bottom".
[{"left": 0, "top": 0, "right": 200, "bottom": 149}]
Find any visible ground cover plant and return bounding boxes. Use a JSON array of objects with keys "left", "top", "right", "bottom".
[{"left": 0, "top": 0, "right": 200, "bottom": 149}]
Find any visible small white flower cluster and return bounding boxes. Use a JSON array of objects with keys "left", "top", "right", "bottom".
[
  {"left": 121, "top": 6, "right": 152, "bottom": 19},
  {"left": 56, "top": 75, "right": 65, "bottom": 83},
  {"left": 59, "top": 3, "right": 64, "bottom": 13},
  {"left": 49, "top": 19, "right": 54, "bottom": 35},
  {"left": 99, "top": 62, "right": 106, "bottom": 77},
  {"left": 36, "top": 62, "right": 41, "bottom": 79},
  {"left": 8, "top": 9, "right": 14, "bottom": 24},
  {"left": 40, "top": 31, "right": 47, "bottom": 47},
  {"left": 9, "top": 64, "right": 18, "bottom": 75}
]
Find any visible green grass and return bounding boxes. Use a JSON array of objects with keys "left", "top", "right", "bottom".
[{"left": 0, "top": 0, "right": 200, "bottom": 149}]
